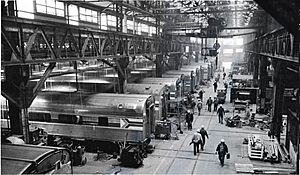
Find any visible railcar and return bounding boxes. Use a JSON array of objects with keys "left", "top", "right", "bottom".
[
  {"left": 162, "top": 70, "right": 194, "bottom": 95},
  {"left": 139, "top": 77, "right": 181, "bottom": 98},
  {"left": 26, "top": 92, "right": 155, "bottom": 142},
  {"left": 126, "top": 83, "right": 169, "bottom": 126},
  {"left": 1, "top": 143, "right": 72, "bottom": 174}
]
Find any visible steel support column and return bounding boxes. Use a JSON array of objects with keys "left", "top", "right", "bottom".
[
  {"left": 271, "top": 60, "right": 286, "bottom": 141},
  {"left": 155, "top": 54, "right": 163, "bottom": 77},
  {"left": 259, "top": 55, "right": 268, "bottom": 113}
]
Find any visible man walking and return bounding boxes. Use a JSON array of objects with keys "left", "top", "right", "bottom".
[
  {"left": 213, "top": 97, "right": 219, "bottom": 111},
  {"left": 199, "top": 125, "right": 209, "bottom": 150},
  {"left": 217, "top": 104, "right": 225, "bottom": 124},
  {"left": 185, "top": 110, "right": 193, "bottom": 130},
  {"left": 206, "top": 96, "right": 213, "bottom": 112},
  {"left": 190, "top": 129, "right": 202, "bottom": 155},
  {"left": 213, "top": 81, "right": 218, "bottom": 93},
  {"left": 216, "top": 139, "right": 228, "bottom": 166},
  {"left": 197, "top": 99, "right": 202, "bottom": 116},
  {"left": 198, "top": 89, "right": 204, "bottom": 101}
]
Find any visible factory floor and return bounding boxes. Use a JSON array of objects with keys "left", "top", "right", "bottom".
[{"left": 73, "top": 75, "right": 295, "bottom": 174}]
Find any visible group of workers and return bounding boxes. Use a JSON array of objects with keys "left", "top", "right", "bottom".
[{"left": 183, "top": 71, "right": 229, "bottom": 166}]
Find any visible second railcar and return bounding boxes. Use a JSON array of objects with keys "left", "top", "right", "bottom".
[{"left": 126, "top": 83, "right": 169, "bottom": 124}]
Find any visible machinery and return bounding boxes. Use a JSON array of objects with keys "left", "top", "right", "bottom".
[
  {"left": 248, "top": 135, "right": 279, "bottom": 163},
  {"left": 217, "top": 88, "right": 227, "bottom": 104},
  {"left": 154, "top": 120, "right": 171, "bottom": 139}
]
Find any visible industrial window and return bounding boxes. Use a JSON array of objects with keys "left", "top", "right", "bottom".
[
  {"left": 236, "top": 48, "right": 243, "bottom": 53},
  {"left": 141, "top": 23, "right": 148, "bottom": 33},
  {"left": 79, "top": 7, "right": 97, "bottom": 23},
  {"left": 107, "top": 15, "right": 116, "bottom": 27},
  {"left": 16, "top": 0, "right": 34, "bottom": 19},
  {"left": 68, "top": 4, "right": 78, "bottom": 26},
  {"left": 220, "top": 38, "right": 243, "bottom": 45},
  {"left": 100, "top": 13, "right": 107, "bottom": 30},
  {"left": 36, "top": 0, "right": 64, "bottom": 17},
  {"left": 150, "top": 26, "right": 156, "bottom": 36},
  {"left": 223, "top": 49, "right": 234, "bottom": 54},
  {"left": 127, "top": 20, "right": 134, "bottom": 31},
  {"left": 136, "top": 23, "right": 142, "bottom": 35}
]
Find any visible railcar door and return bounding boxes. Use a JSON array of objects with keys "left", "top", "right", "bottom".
[{"left": 144, "top": 97, "right": 155, "bottom": 138}]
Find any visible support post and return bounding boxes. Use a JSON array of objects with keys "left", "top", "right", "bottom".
[
  {"left": 271, "top": 61, "right": 286, "bottom": 141},
  {"left": 259, "top": 56, "right": 268, "bottom": 113},
  {"left": 156, "top": 54, "right": 163, "bottom": 77}
]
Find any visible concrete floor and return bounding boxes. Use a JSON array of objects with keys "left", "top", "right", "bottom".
[{"left": 73, "top": 74, "right": 295, "bottom": 174}]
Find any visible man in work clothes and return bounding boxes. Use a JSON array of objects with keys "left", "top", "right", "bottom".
[
  {"left": 213, "top": 97, "right": 219, "bottom": 111},
  {"left": 190, "top": 129, "right": 202, "bottom": 155},
  {"left": 198, "top": 89, "right": 204, "bottom": 101},
  {"left": 216, "top": 139, "right": 229, "bottom": 166},
  {"left": 199, "top": 125, "right": 209, "bottom": 150},
  {"left": 197, "top": 99, "right": 202, "bottom": 116},
  {"left": 217, "top": 104, "right": 225, "bottom": 124},
  {"left": 206, "top": 96, "right": 213, "bottom": 112},
  {"left": 213, "top": 81, "right": 218, "bottom": 93},
  {"left": 186, "top": 110, "right": 193, "bottom": 130}
]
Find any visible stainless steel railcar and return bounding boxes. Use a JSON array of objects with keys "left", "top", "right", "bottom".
[
  {"left": 139, "top": 77, "right": 181, "bottom": 99},
  {"left": 1, "top": 143, "right": 72, "bottom": 174},
  {"left": 126, "top": 83, "right": 169, "bottom": 125},
  {"left": 23, "top": 92, "right": 155, "bottom": 142}
]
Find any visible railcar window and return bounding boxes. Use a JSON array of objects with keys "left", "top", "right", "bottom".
[{"left": 36, "top": 0, "right": 64, "bottom": 17}]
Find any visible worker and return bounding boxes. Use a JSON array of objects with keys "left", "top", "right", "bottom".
[
  {"left": 185, "top": 110, "right": 193, "bottom": 130},
  {"left": 190, "top": 129, "right": 202, "bottom": 155},
  {"left": 199, "top": 125, "right": 209, "bottom": 150},
  {"left": 213, "top": 97, "right": 219, "bottom": 111},
  {"left": 191, "top": 98, "right": 196, "bottom": 113},
  {"left": 217, "top": 104, "right": 225, "bottom": 124},
  {"left": 223, "top": 72, "right": 226, "bottom": 80},
  {"left": 206, "top": 96, "right": 213, "bottom": 112},
  {"left": 197, "top": 99, "right": 203, "bottom": 116},
  {"left": 213, "top": 81, "right": 218, "bottom": 92},
  {"left": 216, "top": 139, "right": 229, "bottom": 166},
  {"left": 198, "top": 89, "right": 205, "bottom": 101}
]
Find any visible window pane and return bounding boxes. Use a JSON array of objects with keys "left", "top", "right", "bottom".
[
  {"left": 86, "top": 9, "right": 91, "bottom": 15},
  {"left": 86, "top": 15, "right": 92, "bottom": 22},
  {"left": 92, "top": 17, "right": 97, "bottom": 23},
  {"left": 36, "top": 4, "right": 46, "bottom": 13},
  {"left": 236, "top": 48, "right": 243, "bottom": 53},
  {"left": 56, "top": 1, "right": 64, "bottom": 9},
  {"left": 36, "top": 0, "right": 46, "bottom": 4},
  {"left": 57, "top": 9, "right": 64, "bottom": 16},
  {"left": 79, "top": 7, "right": 85, "bottom": 15},
  {"left": 47, "top": 7, "right": 55, "bottom": 15},
  {"left": 69, "top": 5, "right": 78, "bottom": 16},
  {"left": 47, "top": 0, "right": 55, "bottom": 7},
  {"left": 92, "top": 10, "right": 97, "bottom": 17},
  {"left": 223, "top": 49, "right": 233, "bottom": 54}
]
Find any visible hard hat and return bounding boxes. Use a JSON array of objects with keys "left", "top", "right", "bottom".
[
  {"left": 221, "top": 139, "right": 225, "bottom": 142},
  {"left": 201, "top": 125, "right": 204, "bottom": 128},
  {"left": 197, "top": 129, "right": 201, "bottom": 133},
  {"left": 220, "top": 104, "right": 223, "bottom": 107},
  {"left": 209, "top": 96, "right": 212, "bottom": 98},
  {"left": 187, "top": 110, "right": 190, "bottom": 113}
]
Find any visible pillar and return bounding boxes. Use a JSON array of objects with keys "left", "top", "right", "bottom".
[
  {"left": 156, "top": 54, "right": 163, "bottom": 77},
  {"left": 271, "top": 61, "right": 286, "bottom": 141},
  {"left": 116, "top": 57, "right": 129, "bottom": 93},
  {"left": 259, "top": 56, "right": 268, "bottom": 113}
]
